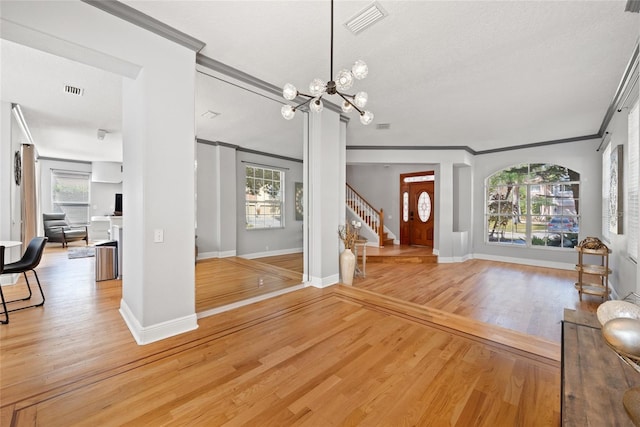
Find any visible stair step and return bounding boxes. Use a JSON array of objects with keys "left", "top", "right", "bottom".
[{"left": 366, "top": 254, "right": 438, "bottom": 264}]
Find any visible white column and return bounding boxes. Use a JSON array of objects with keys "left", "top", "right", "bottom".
[
  {"left": 307, "top": 109, "right": 342, "bottom": 287},
  {"left": 121, "top": 53, "right": 197, "bottom": 344}
]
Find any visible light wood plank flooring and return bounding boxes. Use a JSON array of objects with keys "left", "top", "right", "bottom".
[
  {"left": 196, "top": 256, "right": 303, "bottom": 312},
  {"left": 354, "top": 258, "right": 600, "bottom": 343},
  {"left": 0, "top": 245, "right": 595, "bottom": 425}
]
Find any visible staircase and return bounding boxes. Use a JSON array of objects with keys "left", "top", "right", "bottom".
[{"left": 346, "top": 184, "right": 394, "bottom": 247}]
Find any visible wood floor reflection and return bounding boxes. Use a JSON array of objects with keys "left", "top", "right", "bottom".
[{"left": 195, "top": 254, "right": 303, "bottom": 312}]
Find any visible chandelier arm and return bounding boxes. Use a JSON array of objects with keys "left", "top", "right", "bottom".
[
  {"left": 337, "top": 92, "right": 364, "bottom": 115},
  {"left": 296, "top": 92, "right": 315, "bottom": 99},
  {"left": 292, "top": 97, "right": 315, "bottom": 111}
]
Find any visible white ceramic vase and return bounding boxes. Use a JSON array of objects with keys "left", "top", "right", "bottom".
[{"left": 340, "top": 248, "right": 356, "bottom": 286}]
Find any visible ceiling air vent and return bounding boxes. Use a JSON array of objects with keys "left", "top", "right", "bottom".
[
  {"left": 376, "top": 123, "right": 391, "bottom": 130},
  {"left": 344, "top": 1, "right": 388, "bottom": 35},
  {"left": 64, "top": 84, "right": 84, "bottom": 96}
]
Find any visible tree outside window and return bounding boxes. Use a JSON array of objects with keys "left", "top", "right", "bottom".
[{"left": 486, "top": 164, "right": 580, "bottom": 249}]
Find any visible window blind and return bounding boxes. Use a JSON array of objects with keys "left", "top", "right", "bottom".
[
  {"left": 51, "top": 170, "right": 90, "bottom": 225},
  {"left": 628, "top": 99, "right": 639, "bottom": 260},
  {"left": 602, "top": 143, "right": 611, "bottom": 243}
]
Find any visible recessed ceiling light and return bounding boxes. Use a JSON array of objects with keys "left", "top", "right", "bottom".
[
  {"left": 201, "top": 110, "right": 220, "bottom": 119},
  {"left": 344, "top": 1, "right": 388, "bottom": 35}
]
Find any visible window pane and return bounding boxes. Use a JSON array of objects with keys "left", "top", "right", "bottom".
[
  {"left": 245, "top": 166, "right": 284, "bottom": 229},
  {"left": 486, "top": 163, "right": 580, "bottom": 250},
  {"left": 51, "top": 171, "right": 90, "bottom": 225}
]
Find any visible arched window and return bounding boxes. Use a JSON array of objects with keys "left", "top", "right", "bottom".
[{"left": 486, "top": 163, "right": 580, "bottom": 249}]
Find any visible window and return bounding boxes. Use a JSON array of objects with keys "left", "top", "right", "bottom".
[
  {"left": 486, "top": 163, "right": 580, "bottom": 249},
  {"left": 245, "top": 165, "right": 284, "bottom": 229},
  {"left": 51, "top": 170, "right": 90, "bottom": 225}
]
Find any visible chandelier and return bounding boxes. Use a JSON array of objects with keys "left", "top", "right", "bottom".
[{"left": 280, "top": 0, "right": 374, "bottom": 125}]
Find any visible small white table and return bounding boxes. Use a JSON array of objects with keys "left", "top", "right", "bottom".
[
  {"left": 0, "top": 241, "right": 22, "bottom": 284},
  {"left": 0, "top": 241, "right": 22, "bottom": 249},
  {"left": 354, "top": 239, "right": 367, "bottom": 277}
]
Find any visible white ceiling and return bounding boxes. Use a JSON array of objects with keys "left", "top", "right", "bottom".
[{"left": 1, "top": 1, "right": 638, "bottom": 161}]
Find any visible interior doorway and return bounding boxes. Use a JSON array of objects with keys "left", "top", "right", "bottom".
[{"left": 399, "top": 171, "right": 435, "bottom": 247}]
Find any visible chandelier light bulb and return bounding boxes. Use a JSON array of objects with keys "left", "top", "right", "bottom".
[
  {"left": 309, "top": 78, "right": 326, "bottom": 97},
  {"left": 360, "top": 110, "right": 374, "bottom": 125},
  {"left": 310, "top": 98, "right": 324, "bottom": 113},
  {"left": 341, "top": 100, "right": 353, "bottom": 113},
  {"left": 283, "top": 83, "right": 297, "bottom": 101},
  {"left": 281, "top": 104, "right": 296, "bottom": 120},
  {"left": 354, "top": 91, "right": 368, "bottom": 108},
  {"left": 335, "top": 69, "right": 354, "bottom": 91},
  {"left": 352, "top": 60, "right": 368, "bottom": 80}
]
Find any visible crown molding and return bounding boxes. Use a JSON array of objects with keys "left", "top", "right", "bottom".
[
  {"left": 598, "top": 41, "right": 639, "bottom": 136},
  {"left": 196, "top": 53, "right": 347, "bottom": 118},
  {"left": 347, "top": 133, "right": 600, "bottom": 156},
  {"left": 81, "top": 0, "right": 205, "bottom": 52},
  {"left": 196, "top": 138, "right": 302, "bottom": 163}
]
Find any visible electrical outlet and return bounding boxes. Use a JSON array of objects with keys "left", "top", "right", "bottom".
[{"left": 154, "top": 229, "right": 164, "bottom": 243}]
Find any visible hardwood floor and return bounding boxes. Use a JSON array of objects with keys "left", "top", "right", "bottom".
[
  {"left": 354, "top": 258, "right": 600, "bottom": 343},
  {"left": 196, "top": 256, "right": 303, "bottom": 312},
  {"left": 0, "top": 245, "right": 596, "bottom": 425}
]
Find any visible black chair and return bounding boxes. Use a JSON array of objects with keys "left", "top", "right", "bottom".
[{"left": 0, "top": 237, "right": 47, "bottom": 324}]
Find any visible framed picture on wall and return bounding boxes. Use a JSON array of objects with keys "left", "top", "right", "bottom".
[
  {"left": 295, "top": 182, "right": 303, "bottom": 221},
  {"left": 609, "top": 144, "right": 623, "bottom": 234}
]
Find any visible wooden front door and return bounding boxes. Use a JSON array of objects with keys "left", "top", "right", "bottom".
[{"left": 400, "top": 171, "right": 435, "bottom": 247}]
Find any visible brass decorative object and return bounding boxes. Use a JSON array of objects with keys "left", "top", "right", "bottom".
[{"left": 578, "top": 236, "right": 608, "bottom": 250}]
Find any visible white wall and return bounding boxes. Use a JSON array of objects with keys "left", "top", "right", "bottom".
[
  {"left": 0, "top": 102, "right": 23, "bottom": 262},
  {"left": 38, "top": 158, "right": 121, "bottom": 238},
  {"left": 38, "top": 158, "right": 91, "bottom": 217}
]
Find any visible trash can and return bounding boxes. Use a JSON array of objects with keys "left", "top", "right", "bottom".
[{"left": 95, "top": 241, "right": 118, "bottom": 281}]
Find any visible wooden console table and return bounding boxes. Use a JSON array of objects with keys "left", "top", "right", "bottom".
[{"left": 562, "top": 309, "right": 640, "bottom": 426}]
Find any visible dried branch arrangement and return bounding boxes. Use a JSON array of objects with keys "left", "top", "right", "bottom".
[{"left": 338, "top": 223, "right": 359, "bottom": 250}]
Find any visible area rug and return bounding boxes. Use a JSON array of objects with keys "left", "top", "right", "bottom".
[{"left": 68, "top": 246, "right": 95, "bottom": 259}]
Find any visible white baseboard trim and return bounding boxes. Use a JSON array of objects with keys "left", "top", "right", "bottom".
[
  {"left": 197, "top": 250, "right": 236, "bottom": 260},
  {"left": 472, "top": 253, "right": 574, "bottom": 270},
  {"left": 437, "top": 254, "right": 472, "bottom": 263},
  {"left": 241, "top": 247, "right": 303, "bottom": 260},
  {"left": 433, "top": 248, "right": 440, "bottom": 256},
  {"left": 197, "top": 283, "right": 306, "bottom": 319},
  {"left": 308, "top": 274, "right": 339, "bottom": 288},
  {"left": 119, "top": 299, "right": 199, "bottom": 345}
]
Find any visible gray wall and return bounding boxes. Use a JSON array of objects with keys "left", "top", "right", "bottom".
[
  {"left": 235, "top": 151, "right": 303, "bottom": 257},
  {"left": 346, "top": 163, "right": 438, "bottom": 240},
  {"left": 601, "top": 90, "right": 640, "bottom": 297},
  {"left": 196, "top": 141, "right": 303, "bottom": 258},
  {"left": 471, "top": 139, "right": 603, "bottom": 268}
]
